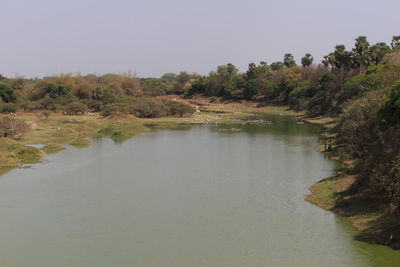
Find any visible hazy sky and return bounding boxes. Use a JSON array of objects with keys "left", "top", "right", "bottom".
[{"left": 1, "top": 0, "right": 399, "bottom": 78}]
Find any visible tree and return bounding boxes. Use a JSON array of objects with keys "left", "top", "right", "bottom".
[
  {"left": 160, "top": 73, "right": 177, "bottom": 82},
  {"left": 333, "top": 45, "right": 352, "bottom": 69},
  {"left": 322, "top": 55, "right": 333, "bottom": 68},
  {"left": 65, "top": 102, "right": 87, "bottom": 115},
  {"left": 170, "top": 72, "right": 192, "bottom": 95},
  {"left": 140, "top": 78, "right": 169, "bottom": 96},
  {"left": 10, "top": 78, "right": 25, "bottom": 90},
  {"left": 44, "top": 83, "right": 72, "bottom": 99},
  {"left": 353, "top": 36, "right": 370, "bottom": 69},
  {"left": 164, "top": 101, "right": 194, "bottom": 117},
  {"left": 73, "top": 84, "right": 91, "bottom": 99},
  {"left": 0, "top": 83, "right": 16, "bottom": 103},
  {"left": 283, "top": 53, "right": 296, "bottom": 68},
  {"left": 177, "top": 72, "right": 191, "bottom": 84},
  {"left": 0, "top": 103, "right": 17, "bottom": 113},
  {"left": 186, "top": 76, "right": 208, "bottom": 95},
  {"left": 92, "top": 86, "right": 105, "bottom": 100},
  {"left": 246, "top": 62, "right": 270, "bottom": 79},
  {"left": 301, "top": 53, "right": 313, "bottom": 67},
  {"left": 391, "top": 35, "right": 400, "bottom": 50},
  {"left": 246, "top": 63, "right": 258, "bottom": 79},
  {"left": 368, "top": 42, "right": 391, "bottom": 65},
  {"left": 271, "top": 62, "right": 284, "bottom": 71},
  {"left": 336, "top": 91, "right": 383, "bottom": 159},
  {"left": 380, "top": 82, "right": 400, "bottom": 127},
  {"left": 205, "top": 63, "right": 240, "bottom": 97},
  {"left": 120, "top": 76, "right": 142, "bottom": 97}
]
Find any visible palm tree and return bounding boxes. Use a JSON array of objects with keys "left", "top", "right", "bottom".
[
  {"left": 301, "top": 53, "right": 313, "bottom": 68},
  {"left": 283, "top": 53, "right": 296, "bottom": 68}
]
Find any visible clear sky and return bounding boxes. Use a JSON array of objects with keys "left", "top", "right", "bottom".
[{"left": 1, "top": 0, "right": 399, "bottom": 78}]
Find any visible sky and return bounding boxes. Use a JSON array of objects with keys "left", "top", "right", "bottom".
[{"left": 1, "top": 0, "right": 399, "bottom": 78}]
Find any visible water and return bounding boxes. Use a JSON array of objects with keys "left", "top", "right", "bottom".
[{"left": 0, "top": 114, "right": 399, "bottom": 266}]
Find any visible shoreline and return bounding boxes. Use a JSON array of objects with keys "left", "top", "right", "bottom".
[
  {"left": 6, "top": 99, "right": 397, "bottom": 249},
  {"left": 303, "top": 114, "right": 400, "bottom": 250},
  {"left": 0, "top": 98, "right": 295, "bottom": 174}
]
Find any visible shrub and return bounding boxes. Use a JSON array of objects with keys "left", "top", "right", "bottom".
[
  {"left": 19, "top": 100, "right": 43, "bottom": 111},
  {"left": 380, "top": 82, "right": 400, "bottom": 127},
  {"left": 0, "top": 103, "right": 17, "bottom": 113},
  {"left": 44, "top": 83, "right": 72, "bottom": 99},
  {"left": 0, "top": 116, "right": 29, "bottom": 137},
  {"left": 41, "top": 111, "right": 51, "bottom": 119},
  {"left": 65, "top": 102, "right": 87, "bottom": 115},
  {"left": 73, "top": 84, "right": 91, "bottom": 99},
  {"left": 336, "top": 91, "right": 383, "bottom": 159},
  {"left": 101, "top": 103, "right": 130, "bottom": 117},
  {"left": 369, "top": 152, "right": 400, "bottom": 204},
  {"left": 131, "top": 98, "right": 166, "bottom": 118},
  {"left": 85, "top": 99, "right": 103, "bottom": 112},
  {"left": 163, "top": 100, "right": 194, "bottom": 117},
  {"left": 112, "top": 131, "right": 123, "bottom": 137},
  {"left": 41, "top": 95, "right": 59, "bottom": 110},
  {"left": 0, "top": 83, "right": 16, "bottom": 103},
  {"left": 140, "top": 78, "right": 169, "bottom": 96}
]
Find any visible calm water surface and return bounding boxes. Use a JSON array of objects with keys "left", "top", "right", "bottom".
[{"left": 0, "top": 114, "right": 399, "bottom": 266}]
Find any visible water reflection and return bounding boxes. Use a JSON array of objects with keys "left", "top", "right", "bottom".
[{"left": 0, "top": 115, "right": 398, "bottom": 266}]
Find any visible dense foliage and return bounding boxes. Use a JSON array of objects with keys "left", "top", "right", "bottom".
[{"left": 0, "top": 72, "right": 195, "bottom": 118}]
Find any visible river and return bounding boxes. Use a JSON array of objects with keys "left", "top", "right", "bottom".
[{"left": 0, "top": 114, "right": 399, "bottom": 266}]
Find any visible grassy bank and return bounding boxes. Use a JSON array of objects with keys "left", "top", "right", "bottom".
[
  {"left": 306, "top": 173, "right": 400, "bottom": 249},
  {"left": 0, "top": 98, "right": 292, "bottom": 173},
  {"left": 304, "top": 115, "right": 400, "bottom": 250}
]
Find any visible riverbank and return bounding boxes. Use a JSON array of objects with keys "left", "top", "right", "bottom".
[
  {"left": 306, "top": 173, "right": 400, "bottom": 249},
  {"left": 2, "top": 98, "right": 399, "bottom": 250},
  {"left": 0, "top": 97, "right": 295, "bottom": 172},
  {"left": 303, "top": 114, "right": 400, "bottom": 250}
]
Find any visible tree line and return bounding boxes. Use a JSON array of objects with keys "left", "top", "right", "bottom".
[{"left": 0, "top": 72, "right": 195, "bottom": 118}]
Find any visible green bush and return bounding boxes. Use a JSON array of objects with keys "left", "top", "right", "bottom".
[
  {"left": 44, "top": 83, "right": 72, "bottom": 99},
  {"left": 101, "top": 103, "right": 130, "bottom": 117},
  {"left": 65, "top": 102, "right": 87, "bottom": 115},
  {"left": 131, "top": 98, "right": 167, "bottom": 118},
  {"left": 140, "top": 78, "right": 169, "bottom": 96},
  {"left": 336, "top": 91, "right": 383, "bottom": 159},
  {"left": 163, "top": 100, "right": 194, "bottom": 117},
  {"left": 18, "top": 100, "right": 43, "bottom": 111},
  {"left": 380, "top": 82, "right": 400, "bottom": 126},
  {"left": 0, "top": 83, "right": 16, "bottom": 103},
  {"left": 112, "top": 131, "right": 123, "bottom": 137},
  {"left": 0, "top": 103, "right": 17, "bottom": 113},
  {"left": 85, "top": 99, "right": 103, "bottom": 112}
]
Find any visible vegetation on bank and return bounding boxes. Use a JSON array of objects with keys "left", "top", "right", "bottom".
[
  {"left": 0, "top": 138, "right": 43, "bottom": 169},
  {"left": 0, "top": 34, "right": 400, "bottom": 247},
  {"left": 41, "top": 144, "right": 65, "bottom": 154},
  {"left": 306, "top": 173, "right": 400, "bottom": 249},
  {"left": 0, "top": 100, "right": 268, "bottom": 171}
]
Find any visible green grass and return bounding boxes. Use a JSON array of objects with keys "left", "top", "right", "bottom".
[
  {"left": 306, "top": 174, "right": 356, "bottom": 209},
  {"left": 0, "top": 106, "right": 301, "bottom": 173},
  {"left": 306, "top": 173, "right": 400, "bottom": 248},
  {"left": 41, "top": 144, "right": 65, "bottom": 154},
  {"left": 0, "top": 138, "right": 44, "bottom": 167}
]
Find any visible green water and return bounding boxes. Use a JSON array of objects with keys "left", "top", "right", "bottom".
[{"left": 0, "top": 114, "right": 399, "bottom": 266}]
